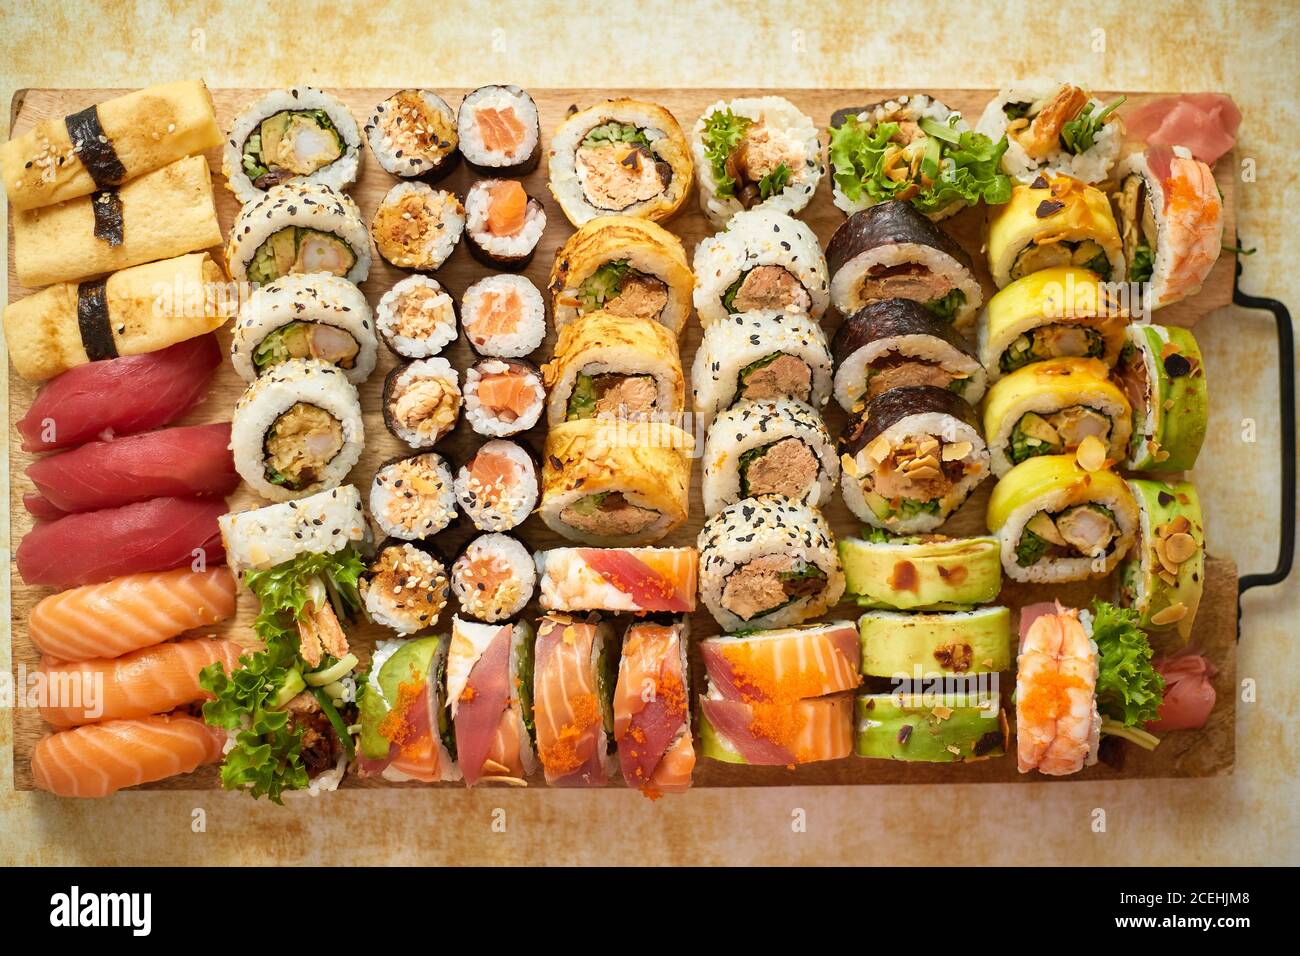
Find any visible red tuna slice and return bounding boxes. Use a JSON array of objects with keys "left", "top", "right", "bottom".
[
  {"left": 23, "top": 493, "right": 67, "bottom": 521},
  {"left": 700, "top": 698, "right": 794, "bottom": 765},
  {"left": 17, "top": 335, "right": 221, "bottom": 452},
  {"left": 1147, "top": 654, "right": 1217, "bottom": 732},
  {"left": 16, "top": 496, "right": 227, "bottom": 589},
  {"left": 1017, "top": 602, "right": 1064, "bottom": 648},
  {"left": 576, "top": 548, "right": 695, "bottom": 612},
  {"left": 454, "top": 625, "right": 513, "bottom": 787},
  {"left": 27, "top": 423, "right": 237, "bottom": 513}
]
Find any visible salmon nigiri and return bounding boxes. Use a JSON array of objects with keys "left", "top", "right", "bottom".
[
  {"left": 38, "top": 638, "right": 245, "bottom": 727},
  {"left": 27, "top": 567, "right": 238, "bottom": 662},
  {"left": 614, "top": 620, "right": 694, "bottom": 796},
  {"left": 32, "top": 714, "right": 227, "bottom": 798}
]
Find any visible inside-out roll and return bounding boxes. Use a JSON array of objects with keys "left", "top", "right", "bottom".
[
  {"left": 231, "top": 273, "right": 377, "bottom": 385},
  {"left": 548, "top": 98, "right": 692, "bottom": 225},
  {"left": 692, "top": 207, "right": 829, "bottom": 326},
  {"left": 691, "top": 309, "right": 833, "bottom": 425},
  {"left": 14, "top": 155, "right": 222, "bottom": 288},
  {"left": 986, "top": 175, "right": 1124, "bottom": 288},
  {"left": 231, "top": 358, "right": 365, "bottom": 502},
  {"left": 986, "top": 454, "right": 1138, "bottom": 583},
  {"left": 226, "top": 181, "right": 371, "bottom": 286},
  {"left": 978, "top": 266, "right": 1128, "bottom": 382},
  {"left": 983, "top": 357, "right": 1131, "bottom": 477},
  {"left": 4, "top": 252, "right": 229, "bottom": 382},
  {"left": 541, "top": 311, "right": 684, "bottom": 425},
  {"left": 532, "top": 613, "right": 617, "bottom": 787},
  {"left": 220, "top": 484, "right": 368, "bottom": 575},
  {"left": 222, "top": 87, "right": 361, "bottom": 203},
  {"left": 448, "top": 616, "right": 537, "bottom": 786},
  {"left": 1111, "top": 146, "right": 1224, "bottom": 310},
  {"left": 698, "top": 496, "right": 845, "bottom": 632},
  {"left": 840, "top": 385, "right": 989, "bottom": 533},
  {"left": 540, "top": 418, "right": 693, "bottom": 545},
  {"left": 548, "top": 215, "right": 694, "bottom": 335},
  {"left": 858, "top": 606, "right": 1012, "bottom": 677},
  {"left": 826, "top": 200, "right": 982, "bottom": 329},
  {"left": 975, "top": 81, "right": 1124, "bottom": 185},
  {"left": 690, "top": 96, "right": 824, "bottom": 227},
  {"left": 838, "top": 533, "right": 1002, "bottom": 610},
  {"left": 831, "top": 297, "right": 986, "bottom": 413},
  {"left": 701, "top": 398, "right": 838, "bottom": 516},
  {"left": 1116, "top": 323, "right": 1208, "bottom": 472},
  {"left": 2, "top": 80, "right": 222, "bottom": 212},
  {"left": 1120, "top": 478, "right": 1205, "bottom": 641}
]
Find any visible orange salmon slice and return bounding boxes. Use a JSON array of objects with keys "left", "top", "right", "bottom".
[{"left": 487, "top": 181, "right": 528, "bottom": 235}]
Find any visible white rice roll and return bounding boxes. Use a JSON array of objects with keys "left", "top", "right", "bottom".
[
  {"left": 451, "top": 533, "right": 536, "bottom": 622},
  {"left": 464, "top": 179, "right": 546, "bottom": 269},
  {"left": 840, "top": 385, "right": 989, "bottom": 534},
  {"left": 370, "top": 183, "right": 464, "bottom": 271},
  {"left": 697, "top": 496, "right": 845, "bottom": 632},
  {"left": 364, "top": 89, "right": 459, "bottom": 180},
  {"left": 222, "top": 87, "right": 361, "bottom": 204},
  {"left": 702, "top": 398, "right": 838, "bottom": 516},
  {"left": 690, "top": 96, "right": 824, "bottom": 227},
  {"left": 225, "top": 181, "right": 371, "bottom": 286},
  {"left": 692, "top": 207, "right": 829, "bottom": 326},
  {"left": 219, "top": 484, "right": 368, "bottom": 574},
  {"left": 463, "top": 358, "right": 546, "bottom": 437},
  {"left": 454, "top": 439, "right": 538, "bottom": 532},
  {"left": 369, "top": 452, "right": 458, "bottom": 540},
  {"left": 362, "top": 541, "right": 450, "bottom": 635},
  {"left": 691, "top": 309, "right": 832, "bottom": 425},
  {"left": 231, "top": 273, "right": 377, "bottom": 385},
  {"left": 375, "top": 275, "right": 459, "bottom": 359},
  {"left": 231, "top": 358, "right": 364, "bottom": 503},
  {"left": 457, "top": 85, "right": 541, "bottom": 174},
  {"left": 382, "top": 357, "right": 461, "bottom": 449},
  {"left": 975, "top": 81, "right": 1122, "bottom": 185},
  {"left": 460, "top": 274, "right": 546, "bottom": 358}
]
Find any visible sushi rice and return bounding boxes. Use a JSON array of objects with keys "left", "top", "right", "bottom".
[
  {"left": 369, "top": 452, "right": 458, "bottom": 540},
  {"left": 375, "top": 275, "right": 459, "bottom": 359},
  {"left": 976, "top": 81, "right": 1123, "bottom": 185},
  {"left": 225, "top": 181, "right": 371, "bottom": 286},
  {"left": 219, "top": 484, "right": 369, "bottom": 574}
]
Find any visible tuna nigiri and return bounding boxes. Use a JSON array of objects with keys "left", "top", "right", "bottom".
[
  {"left": 39, "top": 638, "right": 244, "bottom": 727},
  {"left": 32, "top": 714, "right": 226, "bottom": 798},
  {"left": 22, "top": 492, "right": 66, "bottom": 521},
  {"left": 17, "top": 497, "right": 227, "bottom": 589},
  {"left": 17, "top": 334, "right": 221, "bottom": 452},
  {"left": 26, "top": 423, "right": 238, "bottom": 513},
  {"left": 28, "top": 566, "right": 237, "bottom": 662}
]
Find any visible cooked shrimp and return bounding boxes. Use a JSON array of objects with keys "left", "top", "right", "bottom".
[
  {"left": 1156, "top": 152, "right": 1224, "bottom": 304},
  {"left": 1016, "top": 607, "right": 1100, "bottom": 775}
]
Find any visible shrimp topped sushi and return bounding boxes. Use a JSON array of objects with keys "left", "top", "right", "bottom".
[
  {"left": 977, "top": 81, "right": 1124, "bottom": 185},
  {"left": 1016, "top": 604, "right": 1101, "bottom": 775}
]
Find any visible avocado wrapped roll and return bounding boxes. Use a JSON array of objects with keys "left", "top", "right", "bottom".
[
  {"left": 856, "top": 692, "right": 1007, "bottom": 762},
  {"left": 978, "top": 266, "right": 1128, "bottom": 383},
  {"left": 983, "top": 357, "right": 1131, "bottom": 477},
  {"left": 1120, "top": 479, "right": 1205, "bottom": 641},
  {"left": 1116, "top": 324, "right": 1208, "bottom": 472},
  {"left": 986, "top": 175, "right": 1124, "bottom": 287},
  {"left": 986, "top": 454, "right": 1138, "bottom": 583},
  {"left": 827, "top": 201, "right": 982, "bottom": 329},
  {"left": 839, "top": 532, "right": 1001, "bottom": 610},
  {"left": 832, "top": 297, "right": 986, "bottom": 413},
  {"left": 840, "top": 385, "right": 989, "bottom": 534},
  {"left": 858, "top": 607, "right": 1012, "bottom": 677}
]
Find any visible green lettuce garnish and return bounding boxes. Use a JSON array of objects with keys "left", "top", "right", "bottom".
[
  {"left": 758, "top": 162, "right": 791, "bottom": 200},
  {"left": 700, "top": 109, "right": 752, "bottom": 199},
  {"left": 1091, "top": 599, "right": 1165, "bottom": 728},
  {"left": 926, "top": 288, "right": 966, "bottom": 323},
  {"left": 1128, "top": 242, "right": 1155, "bottom": 283}
]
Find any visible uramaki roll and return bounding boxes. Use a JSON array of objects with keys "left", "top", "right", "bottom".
[
  {"left": 541, "top": 311, "right": 685, "bottom": 426},
  {"left": 3, "top": 252, "right": 228, "bottom": 382},
  {"left": 14, "top": 155, "right": 222, "bottom": 288},
  {"left": 977, "top": 266, "right": 1128, "bottom": 383},
  {"left": 982, "top": 357, "right": 1131, "bottom": 477},
  {"left": 548, "top": 215, "right": 694, "bottom": 335},
  {"left": 2, "top": 80, "right": 221, "bottom": 212},
  {"left": 1120, "top": 478, "right": 1205, "bottom": 641},
  {"left": 540, "top": 418, "right": 693, "bottom": 546},
  {"left": 986, "top": 174, "right": 1124, "bottom": 288},
  {"left": 1116, "top": 323, "right": 1208, "bottom": 472}
]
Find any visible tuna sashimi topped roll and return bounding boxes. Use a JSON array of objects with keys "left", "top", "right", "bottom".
[
  {"left": 614, "top": 618, "right": 694, "bottom": 796},
  {"left": 536, "top": 547, "right": 698, "bottom": 614},
  {"left": 357, "top": 635, "right": 461, "bottom": 783},
  {"left": 448, "top": 616, "right": 537, "bottom": 786},
  {"left": 700, "top": 622, "right": 861, "bottom": 702}
]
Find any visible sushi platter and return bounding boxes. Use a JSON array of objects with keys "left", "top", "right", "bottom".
[{"left": 6, "top": 85, "right": 1250, "bottom": 795}]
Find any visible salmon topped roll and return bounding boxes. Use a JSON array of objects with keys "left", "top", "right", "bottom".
[
  {"left": 458, "top": 85, "right": 541, "bottom": 175},
  {"left": 615, "top": 618, "right": 694, "bottom": 796},
  {"left": 533, "top": 613, "right": 617, "bottom": 787}
]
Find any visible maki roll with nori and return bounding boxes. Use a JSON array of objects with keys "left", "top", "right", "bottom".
[
  {"left": 361, "top": 540, "right": 450, "bottom": 635},
  {"left": 464, "top": 178, "right": 547, "bottom": 270},
  {"left": 368, "top": 452, "right": 458, "bottom": 540},
  {"left": 382, "top": 358, "right": 462, "bottom": 449},
  {"left": 451, "top": 533, "right": 535, "bottom": 623},
  {"left": 831, "top": 297, "right": 985, "bottom": 413},
  {"left": 826, "top": 201, "right": 982, "bottom": 329},
  {"left": 454, "top": 439, "right": 538, "bottom": 532},
  {"left": 364, "top": 89, "right": 459, "bottom": 180},
  {"left": 460, "top": 274, "right": 547, "bottom": 358},
  {"left": 840, "top": 385, "right": 989, "bottom": 533},
  {"left": 370, "top": 183, "right": 465, "bottom": 271},
  {"left": 357, "top": 635, "right": 460, "bottom": 782},
  {"left": 463, "top": 358, "right": 546, "bottom": 437},
  {"left": 458, "top": 85, "right": 541, "bottom": 175},
  {"left": 374, "top": 275, "right": 459, "bottom": 360}
]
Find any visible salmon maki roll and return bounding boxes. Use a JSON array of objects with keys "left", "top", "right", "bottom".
[
  {"left": 27, "top": 566, "right": 237, "bottom": 662},
  {"left": 465, "top": 179, "right": 547, "bottom": 270},
  {"left": 533, "top": 613, "right": 617, "bottom": 787},
  {"left": 463, "top": 358, "right": 545, "bottom": 437},
  {"left": 614, "top": 618, "right": 694, "bottom": 796},
  {"left": 38, "top": 638, "right": 245, "bottom": 727},
  {"left": 460, "top": 275, "right": 546, "bottom": 358},
  {"left": 458, "top": 85, "right": 541, "bottom": 175},
  {"left": 451, "top": 533, "right": 535, "bottom": 623},
  {"left": 32, "top": 714, "right": 227, "bottom": 798},
  {"left": 454, "top": 439, "right": 538, "bottom": 532}
]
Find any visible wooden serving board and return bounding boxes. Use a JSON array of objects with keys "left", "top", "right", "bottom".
[{"left": 7, "top": 88, "right": 1238, "bottom": 791}]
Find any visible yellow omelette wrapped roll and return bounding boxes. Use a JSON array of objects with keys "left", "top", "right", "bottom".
[
  {"left": 541, "top": 311, "right": 685, "bottom": 426},
  {"left": 3, "top": 252, "right": 230, "bottom": 382},
  {"left": 977, "top": 266, "right": 1128, "bottom": 383},
  {"left": 540, "top": 418, "right": 693, "bottom": 546},
  {"left": 548, "top": 215, "right": 694, "bottom": 335},
  {"left": 982, "top": 357, "right": 1131, "bottom": 477},
  {"left": 1, "top": 80, "right": 221, "bottom": 212},
  {"left": 13, "top": 155, "right": 222, "bottom": 288},
  {"left": 986, "top": 454, "right": 1137, "bottom": 584},
  {"left": 986, "top": 175, "right": 1124, "bottom": 288}
]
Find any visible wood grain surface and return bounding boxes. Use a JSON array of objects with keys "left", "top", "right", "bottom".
[{"left": 7, "top": 87, "right": 1237, "bottom": 791}]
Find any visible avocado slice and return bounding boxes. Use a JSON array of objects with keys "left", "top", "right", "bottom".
[
  {"left": 259, "top": 111, "right": 292, "bottom": 165},
  {"left": 839, "top": 534, "right": 1001, "bottom": 610},
  {"left": 270, "top": 227, "right": 299, "bottom": 276},
  {"left": 855, "top": 693, "right": 1007, "bottom": 762},
  {"left": 357, "top": 684, "right": 392, "bottom": 761},
  {"left": 357, "top": 637, "right": 440, "bottom": 761},
  {"left": 697, "top": 707, "right": 747, "bottom": 764},
  {"left": 859, "top": 607, "right": 1012, "bottom": 677}
]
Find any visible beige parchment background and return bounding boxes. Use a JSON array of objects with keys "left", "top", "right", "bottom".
[{"left": 1, "top": 0, "right": 1296, "bottom": 866}]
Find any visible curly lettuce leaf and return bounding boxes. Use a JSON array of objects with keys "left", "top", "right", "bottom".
[
  {"left": 700, "top": 109, "right": 751, "bottom": 199},
  {"left": 1059, "top": 96, "right": 1125, "bottom": 155},
  {"left": 1091, "top": 599, "right": 1165, "bottom": 727},
  {"left": 244, "top": 545, "right": 365, "bottom": 644}
]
